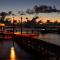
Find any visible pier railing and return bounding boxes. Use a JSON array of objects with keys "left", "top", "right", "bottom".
[{"left": 14, "top": 35, "right": 60, "bottom": 60}]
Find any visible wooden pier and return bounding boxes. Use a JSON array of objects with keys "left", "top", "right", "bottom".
[
  {"left": 14, "top": 34, "right": 60, "bottom": 60},
  {"left": 0, "top": 30, "right": 60, "bottom": 60}
]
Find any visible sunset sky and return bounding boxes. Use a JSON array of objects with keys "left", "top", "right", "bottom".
[{"left": 0, "top": 0, "right": 60, "bottom": 22}]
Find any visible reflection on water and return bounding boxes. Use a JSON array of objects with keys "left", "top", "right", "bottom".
[
  {"left": 0, "top": 33, "right": 60, "bottom": 60},
  {"left": 0, "top": 40, "right": 32, "bottom": 60},
  {"left": 10, "top": 46, "right": 16, "bottom": 60}
]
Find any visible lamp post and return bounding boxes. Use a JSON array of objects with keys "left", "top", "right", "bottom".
[
  {"left": 13, "top": 16, "right": 14, "bottom": 35},
  {"left": 18, "top": 10, "right": 25, "bottom": 34},
  {"left": 12, "top": 13, "right": 16, "bottom": 37},
  {"left": 13, "top": 16, "right": 14, "bottom": 46},
  {"left": 21, "top": 17, "right": 22, "bottom": 34}
]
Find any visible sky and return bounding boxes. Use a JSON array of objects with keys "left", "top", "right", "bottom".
[
  {"left": 0, "top": 0, "right": 60, "bottom": 22},
  {"left": 0, "top": 0, "right": 60, "bottom": 12}
]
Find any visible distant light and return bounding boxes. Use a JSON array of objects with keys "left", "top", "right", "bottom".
[
  {"left": 0, "top": 23, "right": 5, "bottom": 26},
  {"left": 41, "top": 29, "right": 45, "bottom": 31},
  {"left": 14, "top": 32, "right": 21, "bottom": 34}
]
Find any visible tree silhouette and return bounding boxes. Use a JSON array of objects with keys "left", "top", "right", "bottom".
[
  {"left": 31, "top": 16, "right": 38, "bottom": 23},
  {"left": 46, "top": 20, "right": 51, "bottom": 24},
  {"left": 0, "top": 12, "right": 8, "bottom": 23},
  {"left": 8, "top": 11, "right": 12, "bottom": 14},
  {"left": 8, "top": 11, "right": 17, "bottom": 26},
  {"left": 38, "top": 20, "right": 42, "bottom": 24},
  {"left": 54, "top": 20, "right": 58, "bottom": 24}
]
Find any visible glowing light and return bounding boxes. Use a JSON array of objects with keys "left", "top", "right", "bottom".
[
  {"left": 0, "top": 23, "right": 5, "bottom": 26},
  {"left": 14, "top": 32, "right": 21, "bottom": 34},
  {"left": 10, "top": 46, "right": 16, "bottom": 60},
  {"left": 14, "top": 32, "right": 26, "bottom": 34}
]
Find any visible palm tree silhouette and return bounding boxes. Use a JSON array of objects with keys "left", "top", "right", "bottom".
[{"left": 0, "top": 12, "right": 8, "bottom": 23}]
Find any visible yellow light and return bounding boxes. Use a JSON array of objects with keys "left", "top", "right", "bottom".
[
  {"left": 0, "top": 23, "right": 5, "bottom": 26},
  {"left": 10, "top": 46, "right": 16, "bottom": 60}
]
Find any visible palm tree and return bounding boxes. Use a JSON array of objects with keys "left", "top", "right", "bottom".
[
  {"left": 38, "top": 20, "right": 42, "bottom": 24},
  {"left": 0, "top": 12, "right": 8, "bottom": 23},
  {"left": 8, "top": 11, "right": 16, "bottom": 24},
  {"left": 8, "top": 11, "right": 16, "bottom": 30},
  {"left": 46, "top": 20, "right": 51, "bottom": 24},
  {"left": 54, "top": 20, "right": 58, "bottom": 24}
]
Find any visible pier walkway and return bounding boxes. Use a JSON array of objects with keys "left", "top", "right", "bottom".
[{"left": 0, "top": 32, "right": 60, "bottom": 60}]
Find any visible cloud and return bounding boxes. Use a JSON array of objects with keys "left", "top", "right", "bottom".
[{"left": 26, "top": 5, "right": 60, "bottom": 14}]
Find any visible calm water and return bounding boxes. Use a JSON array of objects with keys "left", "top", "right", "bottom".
[
  {"left": 36, "top": 33, "right": 60, "bottom": 46},
  {"left": 0, "top": 33, "right": 60, "bottom": 60},
  {"left": 0, "top": 41, "right": 32, "bottom": 60}
]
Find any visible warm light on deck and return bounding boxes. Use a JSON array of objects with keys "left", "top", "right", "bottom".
[
  {"left": 14, "top": 32, "right": 26, "bottom": 34},
  {"left": 10, "top": 47, "right": 16, "bottom": 60},
  {"left": 0, "top": 23, "right": 5, "bottom": 26}
]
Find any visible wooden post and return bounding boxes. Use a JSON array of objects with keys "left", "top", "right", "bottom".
[
  {"left": 13, "top": 17, "right": 14, "bottom": 46},
  {"left": 21, "top": 17, "right": 22, "bottom": 34}
]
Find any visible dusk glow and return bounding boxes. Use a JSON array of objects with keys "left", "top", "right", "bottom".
[
  {"left": 0, "top": 0, "right": 60, "bottom": 60},
  {"left": 0, "top": 0, "right": 60, "bottom": 22}
]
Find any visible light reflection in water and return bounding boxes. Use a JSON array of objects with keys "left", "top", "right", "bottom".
[{"left": 10, "top": 46, "right": 16, "bottom": 60}]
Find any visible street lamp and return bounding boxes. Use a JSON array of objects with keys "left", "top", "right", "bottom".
[
  {"left": 18, "top": 10, "right": 25, "bottom": 34},
  {"left": 12, "top": 13, "right": 16, "bottom": 37},
  {"left": 21, "top": 17, "right": 22, "bottom": 34},
  {"left": 13, "top": 16, "right": 14, "bottom": 35},
  {"left": 13, "top": 16, "right": 14, "bottom": 46}
]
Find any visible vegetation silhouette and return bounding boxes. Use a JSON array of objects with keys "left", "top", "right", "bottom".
[{"left": 0, "top": 12, "right": 8, "bottom": 23}]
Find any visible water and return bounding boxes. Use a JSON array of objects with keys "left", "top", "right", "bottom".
[
  {"left": 36, "top": 33, "right": 60, "bottom": 46},
  {"left": 0, "top": 40, "right": 32, "bottom": 60},
  {"left": 0, "top": 33, "right": 60, "bottom": 60}
]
